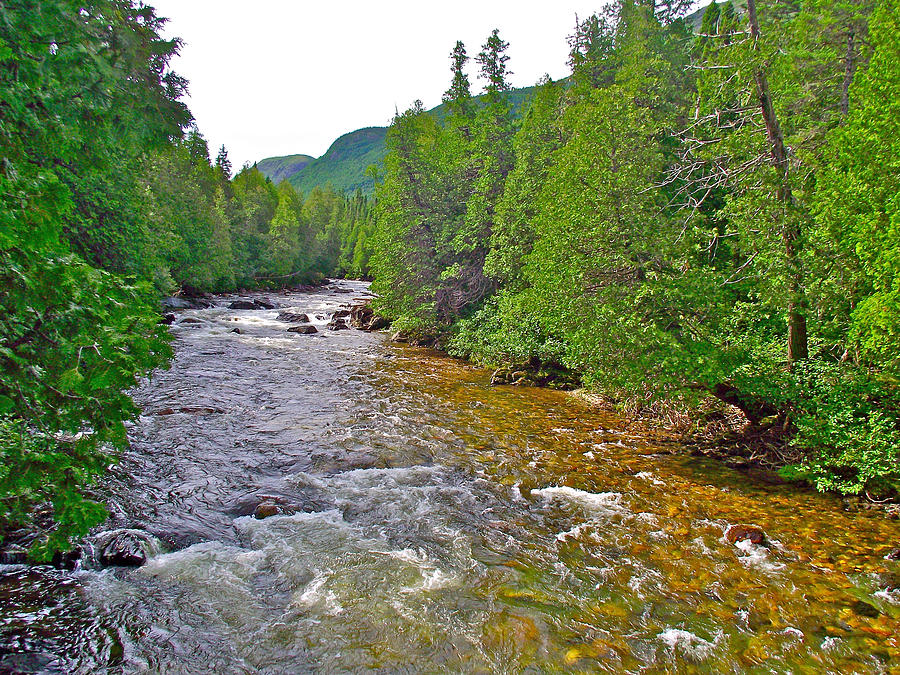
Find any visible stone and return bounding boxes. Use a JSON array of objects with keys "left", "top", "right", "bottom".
[
  {"left": 725, "top": 524, "right": 767, "bottom": 546},
  {"left": 350, "top": 303, "right": 389, "bottom": 331},
  {"left": 491, "top": 367, "right": 513, "bottom": 386},
  {"left": 253, "top": 501, "right": 281, "bottom": 519},
  {"left": 230, "top": 327, "right": 242, "bottom": 334},
  {"left": 162, "top": 296, "right": 195, "bottom": 310},
  {"left": 331, "top": 309, "right": 351, "bottom": 319},
  {"left": 327, "top": 319, "right": 350, "bottom": 331},
  {"left": 228, "top": 300, "right": 258, "bottom": 310},
  {"left": 0, "top": 544, "right": 28, "bottom": 565},
  {"left": 160, "top": 313, "right": 176, "bottom": 325},
  {"left": 288, "top": 325, "right": 318, "bottom": 334},
  {"left": 276, "top": 311, "right": 310, "bottom": 323},
  {"left": 98, "top": 530, "right": 158, "bottom": 567},
  {"left": 178, "top": 317, "right": 203, "bottom": 324}
]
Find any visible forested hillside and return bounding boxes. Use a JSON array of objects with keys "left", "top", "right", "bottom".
[
  {"left": 256, "top": 87, "right": 538, "bottom": 196},
  {"left": 256, "top": 153, "right": 315, "bottom": 185},
  {"left": 369, "top": 0, "right": 900, "bottom": 497}
]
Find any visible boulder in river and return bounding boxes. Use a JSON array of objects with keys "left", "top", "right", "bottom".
[
  {"left": 350, "top": 303, "right": 389, "bottom": 331},
  {"left": 327, "top": 318, "right": 350, "bottom": 331},
  {"left": 161, "top": 296, "right": 195, "bottom": 310},
  {"left": 160, "top": 313, "right": 176, "bottom": 325},
  {"left": 725, "top": 524, "right": 768, "bottom": 546},
  {"left": 252, "top": 496, "right": 302, "bottom": 519},
  {"left": 229, "top": 298, "right": 278, "bottom": 310},
  {"left": 331, "top": 309, "right": 351, "bottom": 319},
  {"left": 288, "top": 325, "right": 318, "bottom": 334},
  {"left": 178, "top": 317, "right": 203, "bottom": 324},
  {"left": 97, "top": 529, "right": 161, "bottom": 567},
  {"left": 253, "top": 501, "right": 283, "bottom": 519},
  {"left": 277, "top": 311, "right": 310, "bottom": 323},
  {"left": 230, "top": 327, "right": 242, "bottom": 334}
]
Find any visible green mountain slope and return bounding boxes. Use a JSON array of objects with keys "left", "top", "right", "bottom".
[
  {"left": 289, "top": 127, "right": 387, "bottom": 196},
  {"left": 257, "top": 85, "right": 538, "bottom": 195},
  {"left": 256, "top": 153, "right": 315, "bottom": 185},
  {"left": 684, "top": 0, "right": 745, "bottom": 32}
]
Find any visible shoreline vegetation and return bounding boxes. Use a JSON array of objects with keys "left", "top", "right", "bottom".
[{"left": 2, "top": 0, "right": 899, "bottom": 560}]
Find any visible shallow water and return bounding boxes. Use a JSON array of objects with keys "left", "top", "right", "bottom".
[{"left": 1, "top": 280, "right": 898, "bottom": 673}]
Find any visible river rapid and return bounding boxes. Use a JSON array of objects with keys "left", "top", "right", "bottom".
[{"left": 1, "top": 280, "right": 898, "bottom": 674}]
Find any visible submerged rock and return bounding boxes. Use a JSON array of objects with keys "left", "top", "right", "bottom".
[
  {"left": 725, "top": 524, "right": 768, "bottom": 546},
  {"left": 230, "top": 327, "right": 242, "bottom": 334},
  {"left": 178, "top": 317, "right": 203, "bottom": 324},
  {"left": 288, "top": 325, "right": 317, "bottom": 334}
]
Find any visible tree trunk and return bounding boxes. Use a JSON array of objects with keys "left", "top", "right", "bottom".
[{"left": 746, "top": 0, "right": 808, "bottom": 364}]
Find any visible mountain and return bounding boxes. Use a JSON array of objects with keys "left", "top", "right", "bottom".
[
  {"left": 288, "top": 127, "right": 387, "bottom": 196},
  {"left": 683, "top": 0, "right": 745, "bottom": 32},
  {"left": 255, "top": 154, "right": 315, "bottom": 185},
  {"left": 256, "top": 85, "right": 537, "bottom": 195}
]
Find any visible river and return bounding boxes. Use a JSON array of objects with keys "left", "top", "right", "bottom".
[{"left": 1, "top": 280, "right": 898, "bottom": 673}]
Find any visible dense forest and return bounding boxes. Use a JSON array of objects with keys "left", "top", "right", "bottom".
[
  {"left": 1, "top": 0, "right": 898, "bottom": 557},
  {"left": 369, "top": 0, "right": 900, "bottom": 499}
]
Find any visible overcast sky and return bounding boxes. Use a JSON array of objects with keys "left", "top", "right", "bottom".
[{"left": 149, "top": 0, "right": 615, "bottom": 168}]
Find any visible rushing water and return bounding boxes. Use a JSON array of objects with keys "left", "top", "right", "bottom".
[{"left": 1, "top": 281, "right": 899, "bottom": 674}]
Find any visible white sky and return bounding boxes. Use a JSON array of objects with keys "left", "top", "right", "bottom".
[{"left": 149, "top": 0, "right": 613, "bottom": 168}]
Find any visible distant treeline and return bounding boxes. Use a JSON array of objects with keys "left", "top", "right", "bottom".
[{"left": 369, "top": 0, "right": 900, "bottom": 497}]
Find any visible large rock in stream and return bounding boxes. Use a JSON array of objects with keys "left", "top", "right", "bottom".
[
  {"left": 94, "top": 529, "right": 163, "bottom": 567},
  {"left": 724, "top": 524, "right": 768, "bottom": 546},
  {"left": 350, "top": 302, "right": 388, "bottom": 331},
  {"left": 229, "top": 298, "right": 278, "bottom": 310},
  {"left": 288, "top": 325, "right": 317, "bottom": 334},
  {"left": 277, "top": 311, "right": 310, "bottom": 323}
]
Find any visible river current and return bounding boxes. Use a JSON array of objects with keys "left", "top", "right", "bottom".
[{"left": 1, "top": 281, "right": 898, "bottom": 673}]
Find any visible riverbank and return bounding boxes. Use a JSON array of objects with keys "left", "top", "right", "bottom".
[{"left": 381, "top": 322, "right": 900, "bottom": 518}]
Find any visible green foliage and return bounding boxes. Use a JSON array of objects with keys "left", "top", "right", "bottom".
[
  {"left": 369, "top": 0, "right": 900, "bottom": 496},
  {"left": 0, "top": 249, "right": 171, "bottom": 558},
  {"left": 790, "top": 362, "right": 900, "bottom": 495},
  {"left": 814, "top": 0, "right": 900, "bottom": 373}
]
